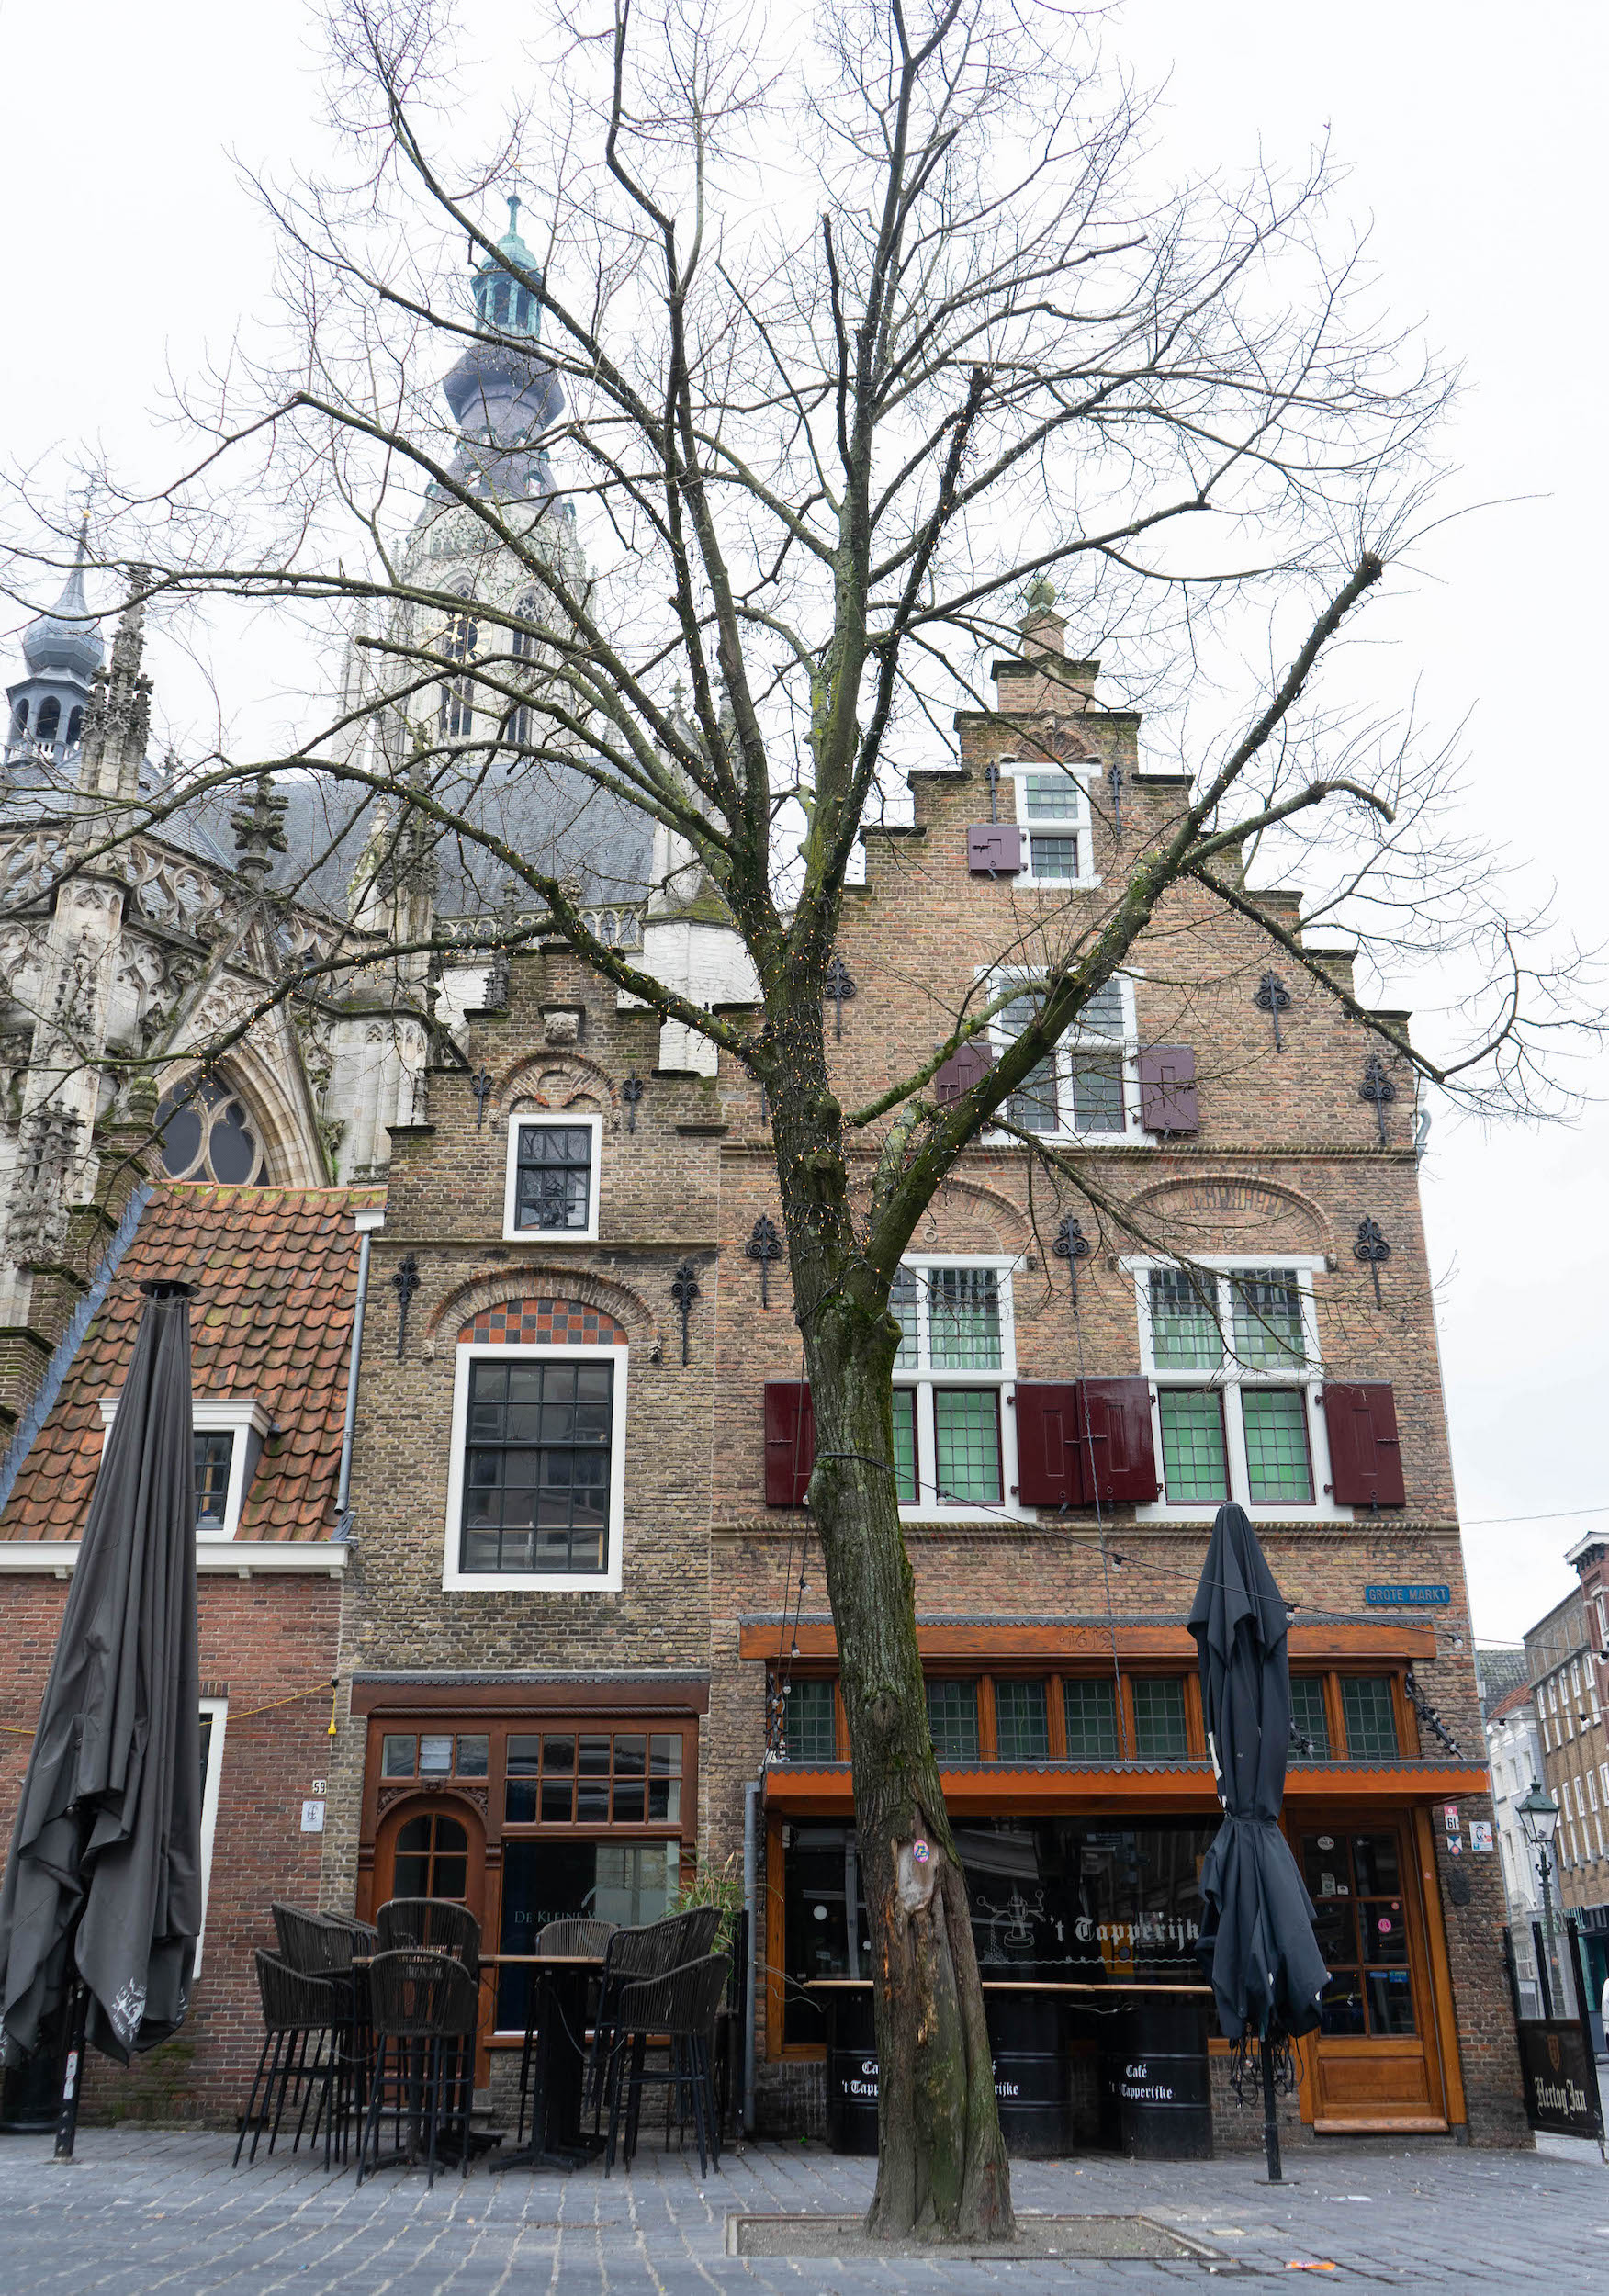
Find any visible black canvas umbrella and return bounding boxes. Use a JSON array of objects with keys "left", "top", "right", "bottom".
[
  {"left": 1187, "top": 1502, "right": 1328, "bottom": 2182},
  {"left": 0, "top": 1282, "right": 201, "bottom": 2156}
]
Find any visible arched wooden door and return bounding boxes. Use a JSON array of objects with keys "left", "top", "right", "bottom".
[{"left": 374, "top": 1796, "right": 492, "bottom": 2080}]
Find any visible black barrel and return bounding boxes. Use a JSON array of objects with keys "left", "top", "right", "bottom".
[
  {"left": 823, "top": 1986, "right": 880, "bottom": 2156},
  {"left": 1108, "top": 1994, "right": 1213, "bottom": 2160},
  {"left": 0, "top": 2045, "right": 61, "bottom": 2134},
  {"left": 985, "top": 1992, "right": 1075, "bottom": 2156}
]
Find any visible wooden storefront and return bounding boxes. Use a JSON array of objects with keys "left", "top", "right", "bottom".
[{"left": 743, "top": 1617, "right": 1488, "bottom": 2139}]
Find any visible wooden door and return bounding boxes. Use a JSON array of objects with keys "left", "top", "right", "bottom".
[
  {"left": 374, "top": 1796, "right": 492, "bottom": 2081},
  {"left": 1294, "top": 1816, "right": 1449, "bottom": 2132}
]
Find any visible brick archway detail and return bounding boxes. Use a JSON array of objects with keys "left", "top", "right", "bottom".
[
  {"left": 1125, "top": 1171, "right": 1333, "bottom": 1252},
  {"left": 459, "top": 1297, "right": 628, "bottom": 1347},
  {"left": 907, "top": 1174, "right": 1032, "bottom": 1254},
  {"left": 422, "top": 1263, "right": 658, "bottom": 1358},
  {"left": 497, "top": 1051, "right": 621, "bottom": 1114}
]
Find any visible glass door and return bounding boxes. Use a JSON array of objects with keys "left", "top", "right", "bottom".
[{"left": 1295, "top": 1818, "right": 1447, "bottom": 2129}]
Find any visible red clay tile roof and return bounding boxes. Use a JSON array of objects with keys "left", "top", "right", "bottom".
[
  {"left": 1485, "top": 1682, "right": 1536, "bottom": 1724},
  {"left": 2, "top": 1182, "right": 385, "bottom": 1544}
]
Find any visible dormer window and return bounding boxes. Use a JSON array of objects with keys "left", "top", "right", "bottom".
[{"left": 99, "top": 1394, "right": 273, "bottom": 1541}]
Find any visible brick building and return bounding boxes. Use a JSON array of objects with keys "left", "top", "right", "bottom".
[
  {"left": 0, "top": 1182, "right": 375, "bottom": 2118},
  {"left": 1524, "top": 1544, "right": 1609, "bottom": 2016},
  {"left": 1483, "top": 1681, "right": 1547, "bottom": 2018},
  {"left": 303, "top": 605, "right": 1515, "bottom": 2150}
]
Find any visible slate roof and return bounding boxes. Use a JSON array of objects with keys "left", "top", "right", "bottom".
[{"left": 1, "top": 1181, "right": 383, "bottom": 1544}]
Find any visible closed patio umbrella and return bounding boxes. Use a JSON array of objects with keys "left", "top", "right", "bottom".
[
  {"left": 1187, "top": 1502, "right": 1328, "bottom": 2182},
  {"left": 0, "top": 1281, "right": 202, "bottom": 2156}
]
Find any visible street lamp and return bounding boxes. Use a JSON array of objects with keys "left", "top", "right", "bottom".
[{"left": 1516, "top": 1780, "right": 1562, "bottom": 2009}]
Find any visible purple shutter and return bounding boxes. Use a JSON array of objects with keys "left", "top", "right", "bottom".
[
  {"left": 1322, "top": 1382, "right": 1404, "bottom": 1507},
  {"left": 968, "top": 825, "right": 1024, "bottom": 875},
  {"left": 1075, "top": 1377, "right": 1160, "bottom": 1505},
  {"left": 764, "top": 1380, "right": 816, "bottom": 1506},
  {"left": 933, "top": 1041, "right": 996, "bottom": 1106},
  {"left": 1013, "top": 1383, "right": 1086, "bottom": 1506},
  {"left": 1138, "top": 1044, "right": 1198, "bottom": 1134}
]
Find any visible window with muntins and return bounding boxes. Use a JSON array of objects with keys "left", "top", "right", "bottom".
[
  {"left": 1063, "top": 1677, "right": 1120, "bottom": 1757},
  {"left": 1341, "top": 1676, "right": 1400, "bottom": 1760},
  {"left": 1010, "top": 764, "right": 1096, "bottom": 884},
  {"left": 461, "top": 1357, "right": 613, "bottom": 1574},
  {"left": 927, "top": 1681, "right": 981, "bottom": 1761},
  {"left": 1289, "top": 1677, "right": 1331, "bottom": 1756},
  {"left": 995, "top": 1679, "right": 1051, "bottom": 1761},
  {"left": 992, "top": 973, "right": 1133, "bottom": 1139},
  {"left": 194, "top": 1432, "right": 234, "bottom": 1532},
  {"left": 1139, "top": 1259, "right": 1322, "bottom": 1513},
  {"left": 1132, "top": 1677, "right": 1189, "bottom": 1758},
  {"left": 783, "top": 1680, "right": 838, "bottom": 1763},
  {"left": 888, "top": 1259, "right": 1016, "bottom": 1514},
  {"left": 511, "top": 1122, "right": 595, "bottom": 1233}
]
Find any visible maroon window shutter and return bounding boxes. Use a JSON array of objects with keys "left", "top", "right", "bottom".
[
  {"left": 1013, "top": 1383, "right": 1086, "bottom": 1507},
  {"left": 1322, "top": 1381, "right": 1404, "bottom": 1507},
  {"left": 1138, "top": 1045, "right": 1198, "bottom": 1135},
  {"left": 1075, "top": 1377, "right": 1160, "bottom": 1506},
  {"left": 967, "top": 825, "right": 1024, "bottom": 875},
  {"left": 933, "top": 1041, "right": 996, "bottom": 1106},
  {"left": 764, "top": 1380, "right": 815, "bottom": 1506}
]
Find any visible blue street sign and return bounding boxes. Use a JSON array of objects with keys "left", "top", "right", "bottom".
[{"left": 1364, "top": 1583, "right": 1451, "bottom": 1607}]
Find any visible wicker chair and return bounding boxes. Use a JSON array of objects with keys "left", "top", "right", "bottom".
[
  {"left": 356, "top": 1950, "right": 480, "bottom": 2189},
  {"left": 602, "top": 1953, "right": 730, "bottom": 2178},
  {"left": 235, "top": 1950, "right": 343, "bottom": 2167},
  {"left": 375, "top": 1898, "right": 481, "bottom": 1975},
  {"left": 585, "top": 1907, "right": 722, "bottom": 2126}
]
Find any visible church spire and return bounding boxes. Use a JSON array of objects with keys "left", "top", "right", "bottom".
[{"left": 77, "top": 569, "right": 152, "bottom": 805}]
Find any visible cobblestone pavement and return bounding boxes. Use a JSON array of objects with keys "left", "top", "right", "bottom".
[{"left": 0, "top": 2129, "right": 1603, "bottom": 2293}]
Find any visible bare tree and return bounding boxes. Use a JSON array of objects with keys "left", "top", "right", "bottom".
[{"left": 6, "top": 0, "right": 1595, "bottom": 2238}]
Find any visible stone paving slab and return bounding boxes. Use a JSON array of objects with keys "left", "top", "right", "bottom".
[{"left": 0, "top": 2130, "right": 1603, "bottom": 2293}]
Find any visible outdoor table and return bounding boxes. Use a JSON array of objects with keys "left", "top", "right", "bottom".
[{"left": 486, "top": 1953, "right": 606, "bottom": 2174}]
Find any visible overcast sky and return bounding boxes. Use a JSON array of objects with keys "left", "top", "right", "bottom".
[{"left": 3, "top": 3, "right": 1603, "bottom": 1649}]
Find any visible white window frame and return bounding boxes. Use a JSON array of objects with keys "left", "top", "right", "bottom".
[
  {"left": 442, "top": 1339, "right": 628, "bottom": 1592},
  {"left": 98, "top": 1394, "right": 271, "bottom": 1542},
  {"left": 999, "top": 760, "right": 1102, "bottom": 887},
  {"left": 982, "top": 969, "right": 1149, "bottom": 1145},
  {"left": 502, "top": 1112, "right": 603, "bottom": 1244},
  {"left": 1122, "top": 1254, "right": 1350, "bottom": 1522},
  {"left": 195, "top": 1695, "right": 228, "bottom": 1975},
  {"left": 890, "top": 1255, "right": 1027, "bottom": 1525}
]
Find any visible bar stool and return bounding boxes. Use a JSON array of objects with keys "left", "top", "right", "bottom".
[
  {"left": 234, "top": 1951, "right": 342, "bottom": 2167},
  {"left": 356, "top": 1950, "right": 479, "bottom": 2189},
  {"left": 602, "top": 1953, "right": 730, "bottom": 2178},
  {"left": 585, "top": 1906, "right": 721, "bottom": 2126},
  {"left": 377, "top": 1897, "right": 480, "bottom": 1975}
]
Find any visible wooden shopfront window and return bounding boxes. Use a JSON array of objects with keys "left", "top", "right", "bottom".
[
  {"left": 771, "top": 1668, "right": 1207, "bottom": 1765},
  {"left": 363, "top": 1710, "right": 698, "bottom": 2043}
]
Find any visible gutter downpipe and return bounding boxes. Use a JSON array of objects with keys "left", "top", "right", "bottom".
[
  {"left": 744, "top": 1775, "right": 760, "bottom": 2135},
  {"left": 334, "top": 1208, "right": 384, "bottom": 1532}
]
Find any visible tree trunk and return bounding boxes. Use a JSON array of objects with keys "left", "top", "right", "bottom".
[{"left": 796, "top": 1270, "right": 1014, "bottom": 2242}]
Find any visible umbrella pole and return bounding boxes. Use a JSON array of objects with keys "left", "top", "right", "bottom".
[
  {"left": 52, "top": 1977, "right": 88, "bottom": 2163},
  {"left": 1261, "top": 2034, "right": 1282, "bottom": 2184}
]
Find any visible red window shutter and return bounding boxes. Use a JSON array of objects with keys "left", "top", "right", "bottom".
[
  {"left": 764, "top": 1380, "right": 815, "bottom": 1506},
  {"left": 967, "top": 825, "right": 1024, "bottom": 875},
  {"left": 933, "top": 1041, "right": 995, "bottom": 1106},
  {"left": 1076, "top": 1377, "right": 1160, "bottom": 1506},
  {"left": 1013, "top": 1383, "right": 1086, "bottom": 1507},
  {"left": 1322, "top": 1381, "right": 1404, "bottom": 1507},
  {"left": 1138, "top": 1044, "right": 1198, "bottom": 1134}
]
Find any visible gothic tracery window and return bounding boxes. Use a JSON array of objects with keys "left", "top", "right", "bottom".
[{"left": 155, "top": 1078, "right": 267, "bottom": 1186}]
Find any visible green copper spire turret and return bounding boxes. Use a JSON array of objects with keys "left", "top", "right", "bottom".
[{"left": 472, "top": 195, "right": 541, "bottom": 338}]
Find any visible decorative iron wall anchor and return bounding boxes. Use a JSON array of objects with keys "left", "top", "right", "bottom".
[
  {"left": 984, "top": 759, "right": 1000, "bottom": 822},
  {"left": 1254, "top": 970, "right": 1292, "bottom": 1052},
  {"left": 823, "top": 955, "right": 857, "bottom": 1041},
  {"left": 392, "top": 1254, "right": 421, "bottom": 1359},
  {"left": 1354, "top": 1217, "right": 1390, "bottom": 1308},
  {"left": 469, "top": 1067, "right": 494, "bottom": 1129},
  {"left": 669, "top": 1260, "right": 702, "bottom": 1365},
  {"left": 746, "top": 1214, "right": 784, "bottom": 1307},
  {"left": 1107, "top": 760, "right": 1125, "bottom": 833},
  {"left": 1052, "top": 1212, "right": 1092, "bottom": 1301},
  {"left": 1360, "top": 1052, "right": 1398, "bottom": 1146},
  {"left": 620, "top": 1074, "right": 644, "bottom": 1134}
]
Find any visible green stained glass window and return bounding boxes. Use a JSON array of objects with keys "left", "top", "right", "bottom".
[
  {"left": 892, "top": 1390, "right": 917, "bottom": 1504},
  {"left": 1157, "top": 1390, "right": 1228, "bottom": 1503},
  {"left": 784, "top": 1679, "right": 838, "bottom": 1763},
  {"left": 1290, "top": 1677, "right": 1330, "bottom": 1757},
  {"left": 1063, "top": 1678, "right": 1120, "bottom": 1757},
  {"left": 1132, "top": 1677, "right": 1189, "bottom": 1758},
  {"left": 927, "top": 1680, "right": 981, "bottom": 1761},
  {"left": 995, "top": 1679, "right": 1051, "bottom": 1761},
  {"left": 934, "top": 1390, "right": 1002, "bottom": 1503},
  {"left": 928, "top": 1269, "right": 1002, "bottom": 1369},
  {"left": 1231, "top": 1270, "right": 1306, "bottom": 1368},
  {"left": 1342, "top": 1677, "right": 1400, "bottom": 1760},
  {"left": 1150, "top": 1270, "right": 1222, "bottom": 1367},
  {"left": 1242, "top": 1389, "right": 1313, "bottom": 1503}
]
